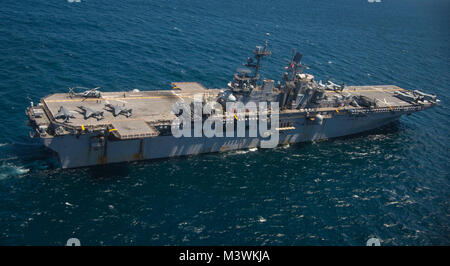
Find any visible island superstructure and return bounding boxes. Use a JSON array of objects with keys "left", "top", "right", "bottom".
[{"left": 26, "top": 43, "right": 439, "bottom": 168}]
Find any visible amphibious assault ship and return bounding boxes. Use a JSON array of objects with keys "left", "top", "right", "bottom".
[{"left": 26, "top": 43, "right": 439, "bottom": 168}]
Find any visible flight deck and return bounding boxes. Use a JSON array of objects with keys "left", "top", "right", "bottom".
[
  {"left": 39, "top": 83, "right": 221, "bottom": 129},
  {"left": 37, "top": 84, "right": 424, "bottom": 129}
]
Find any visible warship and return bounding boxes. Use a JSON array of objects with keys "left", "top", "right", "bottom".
[{"left": 26, "top": 43, "right": 439, "bottom": 168}]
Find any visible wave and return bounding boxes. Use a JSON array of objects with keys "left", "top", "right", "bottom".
[
  {"left": 0, "top": 162, "right": 30, "bottom": 180},
  {"left": 228, "top": 147, "right": 259, "bottom": 155}
]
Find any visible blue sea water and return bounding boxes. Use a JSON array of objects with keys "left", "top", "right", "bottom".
[{"left": 0, "top": 0, "right": 449, "bottom": 245}]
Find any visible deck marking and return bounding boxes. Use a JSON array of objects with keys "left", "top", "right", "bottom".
[
  {"left": 45, "top": 95, "right": 191, "bottom": 103},
  {"left": 111, "top": 99, "right": 128, "bottom": 104}
]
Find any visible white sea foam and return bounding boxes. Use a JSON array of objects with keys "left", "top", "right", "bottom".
[
  {"left": 0, "top": 162, "right": 30, "bottom": 180},
  {"left": 230, "top": 147, "right": 258, "bottom": 155}
]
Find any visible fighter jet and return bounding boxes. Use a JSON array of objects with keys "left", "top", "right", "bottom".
[
  {"left": 104, "top": 104, "right": 132, "bottom": 117},
  {"left": 78, "top": 106, "right": 104, "bottom": 120},
  {"left": 54, "top": 106, "right": 76, "bottom": 122},
  {"left": 68, "top": 87, "right": 102, "bottom": 99}
]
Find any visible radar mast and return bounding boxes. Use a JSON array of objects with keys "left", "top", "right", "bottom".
[{"left": 229, "top": 41, "right": 271, "bottom": 94}]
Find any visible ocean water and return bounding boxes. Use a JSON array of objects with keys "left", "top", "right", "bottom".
[{"left": 0, "top": 0, "right": 448, "bottom": 245}]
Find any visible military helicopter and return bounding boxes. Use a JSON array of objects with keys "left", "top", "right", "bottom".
[
  {"left": 104, "top": 103, "right": 132, "bottom": 117},
  {"left": 54, "top": 106, "right": 76, "bottom": 122},
  {"left": 326, "top": 78, "right": 345, "bottom": 92},
  {"left": 68, "top": 87, "right": 102, "bottom": 99},
  {"left": 78, "top": 106, "right": 104, "bottom": 120},
  {"left": 318, "top": 77, "right": 345, "bottom": 92}
]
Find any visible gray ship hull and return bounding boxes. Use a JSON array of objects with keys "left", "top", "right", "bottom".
[
  {"left": 26, "top": 44, "right": 439, "bottom": 169},
  {"left": 41, "top": 111, "right": 402, "bottom": 168}
]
